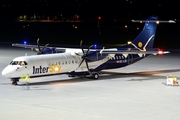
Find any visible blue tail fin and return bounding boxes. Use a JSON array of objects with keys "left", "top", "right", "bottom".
[{"left": 120, "top": 16, "right": 158, "bottom": 50}]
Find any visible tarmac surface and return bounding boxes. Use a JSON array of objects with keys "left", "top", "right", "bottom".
[{"left": 1, "top": 43, "right": 180, "bottom": 120}]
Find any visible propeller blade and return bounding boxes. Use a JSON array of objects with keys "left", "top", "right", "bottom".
[
  {"left": 78, "top": 58, "right": 85, "bottom": 68},
  {"left": 80, "top": 40, "right": 83, "bottom": 46},
  {"left": 88, "top": 44, "right": 94, "bottom": 49},
  {"left": 86, "top": 44, "right": 93, "bottom": 55},
  {"left": 74, "top": 52, "right": 81, "bottom": 56},
  {"left": 85, "top": 58, "right": 92, "bottom": 75},
  {"left": 41, "top": 43, "right": 49, "bottom": 52},
  {"left": 77, "top": 40, "right": 93, "bottom": 76},
  {"left": 37, "top": 38, "right": 41, "bottom": 54},
  {"left": 80, "top": 40, "right": 85, "bottom": 54},
  {"left": 31, "top": 48, "right": 39, "bottom": 52}
]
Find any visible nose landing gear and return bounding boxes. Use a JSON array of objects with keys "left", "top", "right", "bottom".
[{"left": 11, "top": 78, "right": 18, "bottom": 86}]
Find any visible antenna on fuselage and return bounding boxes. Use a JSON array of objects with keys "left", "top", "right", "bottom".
[{"left": 100, "top": 47, "right": 105, "bottom": 56}]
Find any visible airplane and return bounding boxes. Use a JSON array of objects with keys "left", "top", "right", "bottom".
[{"left": 2, "top": 16, "right": 173, "bottom": 86}]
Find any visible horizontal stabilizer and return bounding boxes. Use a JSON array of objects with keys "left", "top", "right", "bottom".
[
  {"left": 131, "top": 20, "right": 176, "bottom": 23},
  {"left": 99, "top": 50, "right": 170, "bottom": 55}
]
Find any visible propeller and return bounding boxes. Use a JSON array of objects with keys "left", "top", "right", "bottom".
[
  {"left": 31, "top": 38, "right": 49, "bottom": 55},
  {"left": 76, "top": 40, "right": 93, "bottom": 75}
]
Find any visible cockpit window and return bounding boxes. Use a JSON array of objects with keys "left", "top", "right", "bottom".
[
  {"left": 10, "top": 61, "right": 18, "bottom": 65},
  {"left": 19, "top": 61, "right": 28, "bottom": 65},
  {"left": 10, "top": 61, "right": 28, "bottom": 66}
]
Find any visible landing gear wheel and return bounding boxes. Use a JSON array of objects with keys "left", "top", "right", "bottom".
[
  {"left": 92, "top": 72, "right": 99, "bottom": 79},
  {"left": 11, "top": 79, "right": 18, "bottom": 86}
]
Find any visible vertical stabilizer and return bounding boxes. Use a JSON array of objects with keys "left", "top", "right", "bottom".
[
  {"left": 119, "top": 16, "right": 158, "bottom": 51},
  {"left": 132, "top": 16, "right": 158, "bottom": 50}
]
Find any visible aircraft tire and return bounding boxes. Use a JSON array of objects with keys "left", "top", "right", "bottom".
[
  {"left": 11, "top": 79, "right": 18, "bottom": 85},
  {"left": 92, "top": 72, "right": 99, "bottom": 79}
]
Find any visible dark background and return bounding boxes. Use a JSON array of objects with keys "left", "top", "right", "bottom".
[{"left": 0, "top": 0, "right": 179, "bottom": 49}]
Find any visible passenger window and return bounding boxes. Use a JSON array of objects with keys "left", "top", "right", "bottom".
[{"left": 116, "top": 56, "right": 118, "bottom": 59}]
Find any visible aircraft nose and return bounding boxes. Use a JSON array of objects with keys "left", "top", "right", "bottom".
[
  {"left": 2, "top": 67, "right": 9, "bottom": 77},
  {"left": 2, "top": 66, "right": 13, "bottom": 77}
]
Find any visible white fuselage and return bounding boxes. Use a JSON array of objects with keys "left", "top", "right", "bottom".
[
  {"left": 1, "top": 50, "right": 111, "bottom": 79},
  {"left": 2, "top": 52, "right": 81, "bottom": 78}
]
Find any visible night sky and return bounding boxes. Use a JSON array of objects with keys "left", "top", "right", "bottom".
[
  {"left": 0, "top": 0, "right": 179, "bottom": 19},
  {"left": 0, "top": 0, "right": 179, "bottom": 48}
]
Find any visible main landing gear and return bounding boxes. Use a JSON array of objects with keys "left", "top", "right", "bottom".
[
  {"left": 83, "top": 72, "right": 100, "bottom": 79},
  {"left": 90, "top": 72, "right": 99, "bottom": 79},
  {"left": 68, "top": 72, "right": 99, "bottom": 79}
]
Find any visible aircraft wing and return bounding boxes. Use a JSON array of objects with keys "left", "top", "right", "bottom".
[
  {"left": 11, "top": 43, "right": 66, "bottom": 49},
  {"left": 101, "top": 50, "right": 169, "bottom": 55},
  {"left": 12, "top": 43, "right": 67, "bottom": 53},
  {"left": 12, "top": 43, "right": 44, "bottom": 48},
  {"left": 12, "top": 43, "right": 78, "bottom": 50}
]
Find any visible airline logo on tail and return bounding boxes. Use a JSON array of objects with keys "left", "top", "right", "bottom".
[
  {"left": 131, "top": 34, "right": 154, "bottom": 51},
  {"left": 138, "top": 42, "right": 143, "bottom": 48}
]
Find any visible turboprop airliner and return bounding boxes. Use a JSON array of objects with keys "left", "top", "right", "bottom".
[{"left": 2, "top": 16, "right": 173, "bottom": 85}]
